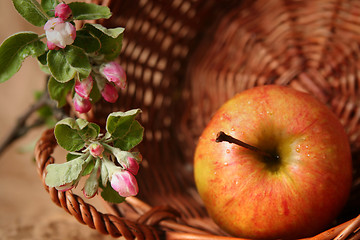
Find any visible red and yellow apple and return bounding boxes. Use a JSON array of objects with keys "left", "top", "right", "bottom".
[{"left": 194, "top": 85, "right": 352, "bottom": 239}]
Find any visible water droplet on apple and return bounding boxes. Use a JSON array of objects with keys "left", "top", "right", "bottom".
[
  {"left": 296, "top": 148, "right": 300, "bottom": 153},
  {"left": 226, "top": 149, "right": 231, "bottom": 154},
  {"left": 307, "top": 154, "right": 311, "bottom": 157},
  {"left": 224, "top": 162, "right": 228, "bottom": 166}
]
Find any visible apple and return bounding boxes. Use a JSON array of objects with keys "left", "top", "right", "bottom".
[{"left": 194, "top": 85, "right": 352, "bottom": 239}]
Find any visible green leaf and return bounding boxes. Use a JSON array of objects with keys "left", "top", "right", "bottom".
[
  {"left": 0, "top": 32, "right": 47, "bottom": 83},
  {"left": 45, "top": 156, "right": 86, "bottom": 187},
  {"left": 66, "top": 152, "right": 82, "bottom": 162},
  {"left": 47, "top": 45, "right": 91, "bottom": 82},
  {"left": 83, "top": 23, "right": 124, "bottom": 60},
  {"left": 100, "top": 181, "right": 126, "bottom": 204},
  {"left": 48, "top": 76, "right": 74, "bottom": 107},
  {"left": 89, "top": 80, "right": 101, "bottom": 103},
  {"left": 41, "top": 0, "right": 59, "bottom": 17},
  {"left": 83, "top": 159, "right": 100, "bottom": 197},
  {"left": 106, "top": 109, "right": 144, "bottom": 151},
  {"left": 113, "top": 121, "right": 144, "bottom": 151},
  {"left": 106, "top": 109, "right": 142, "bottom": 135},
  {"left": 85, "top": 23, "right": 124, "bottom": 38},
  {"left": 72, "top": 29, "right": 101, "bottom": 53},
  {"left": 37, "top": 52, "right": 48, "bottom": 65},
  {"left": 54, "top": 118, "right": 86, "bottom": 151},
  {"left": 12, "top": 0, "right": 49, "bottom": 26},
  {"left": 100, "top": 161, "right": 109, "bottom": 186},
  {"left": 82, "top": 159, "right": 95, "bottom": 176},
  {"left": 78, "top": 121, "right": 101, "bottom": 140},
  {"left": 68, "top": 2, "right": 111, "bottom": 20}
]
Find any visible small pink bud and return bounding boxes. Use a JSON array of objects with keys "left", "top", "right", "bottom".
[
  {"left": 44, "top": 18, "right": 76, "bottom": 49},
  {"left": 47, "top": 40, "right": 57, "bottom": 50},
  {"left": 73, "top": 93, "right": 92, "bottom": 113},
  {"left": 110, "top": 170, "right": 139, "bottom": 197},
  {"left": 126, "top": 157, "right": 140, "bottom": 175},
  {"left": 100, "top": 62, "right": 127, "bottom": 89},
  {"left": 55, "top": 2, "right": 72, "bottom": 20},
  {"left": 55, "top": 183, "right": 74, "bottom": 192},
  {"left": 89, "top": 143, "right": 104, "bottom": 158},
  {"left": 101, "top": 83, "right": 118, "bottom": 103},
  {"left": 75, "top": 75, "right": 93, "bottom": 99}
]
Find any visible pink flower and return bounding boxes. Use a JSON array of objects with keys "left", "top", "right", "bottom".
[
  {"left": 55, "top": 183, "right": 74, "bottom": 192},
  {"left": 101, "top": 83, "right": 118, "bottom": 103},
  {"left": 89, "top": 143, "right": 104, "bottom": 158},
  {"left": 75, "top": 75, "right": 93, "bottom": 99},
  {"left": 110, "top": 170, "right": 139, "bottom": 197},
  {"left": 100, "top": 62, "right": 127, "bottom": 89},
  {"left": 73, "top": 93, "right": 92, "bottom": 113},
  {"left": 55, "top": 2, "right": 72, "bottom": 20},
  {"left": 44, "top": 18, "right": 76, "bottom": 49},
  {"left": 125, "top": 157, "right": 140, "bottom": 175}
]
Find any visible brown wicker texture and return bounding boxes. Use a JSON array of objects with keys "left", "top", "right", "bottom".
[{"left": 34, "top": 0, "right": 360, "bottom": 239}]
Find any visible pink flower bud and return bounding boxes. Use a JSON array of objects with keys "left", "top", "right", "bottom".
[
  {"left": 73, "top": 93, "right": 92, "bottom": 113},
  {"left": 101, "top": 83, "right": 118, "bottom": 103},
  {"left": 125, "top": 157, "right": 140, "bottom": 175},
  {"left": 89, "top": 143, "right": 104, "bottom": 158},
  {"left": 110, "top": 170, "right": 139, "bottom": 197},
  {"left": 75, "top": 75, "right": 93, "bottom": 99},
  {"left": 47, "top": 40, "right": 57, "bottom": 50},
  {"left": 55, "top": 183, "right": 74, "bottom": 192},
  {"left": 44, "top": 18, "right": 76, "bottom": 49},
  {"left": 100, "top": 62, "right": 127, "bottom": 89},
  {"left": 55, "top": 2, "right": 72, "bottom": 20}
]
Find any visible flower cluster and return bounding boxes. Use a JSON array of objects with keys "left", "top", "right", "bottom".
[
  {"left": 73, "top": 61, "right": 127, "bottom": 113},
  {"left": 0, "top": 0, "right": 143, "bottom": 204},
  {"left": 41, "top": 2, "right": 128, "bottom": 114},
  {"left": 45, "top": 110, "right": 144, "bottom": 202},
  {"left": 53, "top": 142, "right": 142, "bottom": 199}
]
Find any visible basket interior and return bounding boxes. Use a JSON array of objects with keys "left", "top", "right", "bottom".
[{"left": 87, "top": 0, "right": 360, "bottom": 236}]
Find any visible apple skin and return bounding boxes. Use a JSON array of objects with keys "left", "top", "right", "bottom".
[{"left": 194, "top": 85, "right": 352, "bottom": 239}]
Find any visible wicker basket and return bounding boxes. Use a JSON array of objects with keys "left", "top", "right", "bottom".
[{"left": 35, "top": 0, "right": 360, "bottom": 239}]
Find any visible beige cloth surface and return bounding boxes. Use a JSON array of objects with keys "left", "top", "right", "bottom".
[{"left": 0, "top": 1, "right": 115, "bottom": 239}]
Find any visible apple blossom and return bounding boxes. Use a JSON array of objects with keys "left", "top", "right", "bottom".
[
  {"left": 89, "top": 142, "right": 104, "bottom": 158},
  {"left": 55, "top": 2, "right": 72, "bottom": 20},
  {"left": 101, "top": 83, "right": 118, "bottom": 103},
  {"left": 75, "top": 75, "right": 93, "bottom": 99},
  {"left": 125, "top": 157, "right": 140, "bottom": 175},
  {"left": 44, "top": 18, "right": 76, "bottom": 49},
  {"left": 100, "top": 62, "right": 127, "bottom": 89},
  {"left": 110, "top": 170, "right": 139, "bottom": 197},
  {"left": 73, "top": 93, "right": 92, "bottom": 113}
]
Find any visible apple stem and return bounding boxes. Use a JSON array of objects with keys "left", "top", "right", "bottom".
[{"left": 216, "top": 131, "right": 280, "bottom": 161}]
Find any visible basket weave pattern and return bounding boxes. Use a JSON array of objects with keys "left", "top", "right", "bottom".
[{"left": 35, "top": 0, "right": 360, "bottom": 239}]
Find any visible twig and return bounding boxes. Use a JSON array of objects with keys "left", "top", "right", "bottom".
[{"left": 0, "top": 86, "right": 67, "bottom": 156}]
